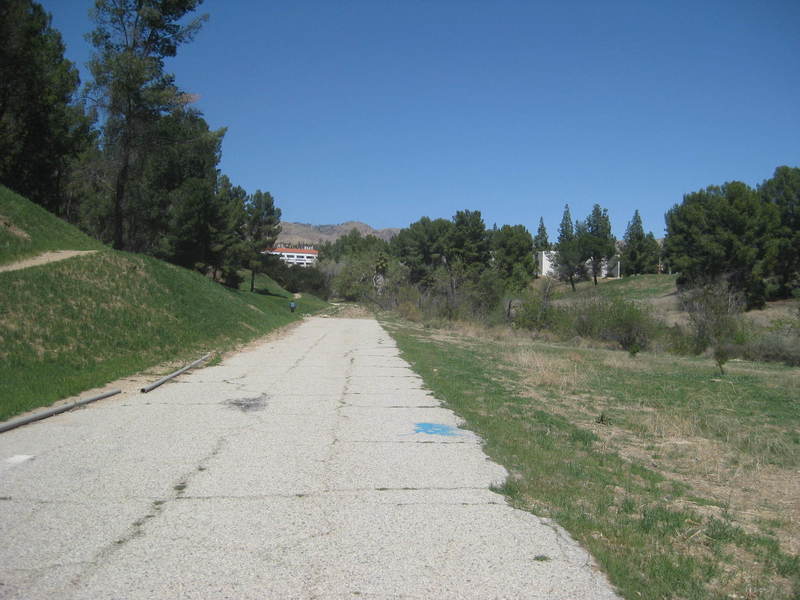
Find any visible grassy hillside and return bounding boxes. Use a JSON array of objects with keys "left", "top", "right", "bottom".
[
  {"left": 545, "top": 272, "right": 798, "bottom": 330},
  {"left": 0, "top": 189, "right": 327, "bottom": 421},
  {"left": 545, "top": 273, "right": 679, "bottom": 302},
  {"left": 0, "top": 185, "right": 105, "bottom": 265}
]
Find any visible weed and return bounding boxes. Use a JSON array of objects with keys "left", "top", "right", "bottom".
[{"left": 533, "top": 555, "right": 551, "bottom": 562}]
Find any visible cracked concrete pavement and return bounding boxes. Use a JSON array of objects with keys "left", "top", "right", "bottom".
[{"left": 0, "top": 316, "right": 620, "bottom": 599}]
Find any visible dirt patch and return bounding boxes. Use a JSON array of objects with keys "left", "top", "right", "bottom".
[
  {"left": 327, "top": 303, "right": 374, "bottom": 319},
  {"left": 0, "top": 215, "right": 30, "bottom": 240},
  {"left": 0, "top": 250, "right": 98, "bottom": 273}
]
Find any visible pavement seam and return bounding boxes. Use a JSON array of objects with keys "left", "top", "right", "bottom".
[{"left": 62, "top": 436, "right": 231, "bottom": 594}]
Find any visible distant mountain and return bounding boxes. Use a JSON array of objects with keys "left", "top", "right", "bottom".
[{"left": 276, "top": 221, "right": 400, "bottom": 247}]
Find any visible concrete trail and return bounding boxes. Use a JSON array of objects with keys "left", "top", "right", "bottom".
[{"left": 0, "top": 317, "right": 620, "bottom": 599}]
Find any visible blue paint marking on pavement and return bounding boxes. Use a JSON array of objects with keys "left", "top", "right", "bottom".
[{"left": 414, "top": 422, "right": 460, "bottom": 436}]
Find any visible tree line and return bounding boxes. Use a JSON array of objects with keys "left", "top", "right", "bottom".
[
  {"left": 315, "top": 202, "right": 663, "bottom": 317},
  {"left": 2, "top": 1, "right": 797, "bottom": 310},
  {"left": 1, "top": 0, "right": 280, "bottom": 289}
]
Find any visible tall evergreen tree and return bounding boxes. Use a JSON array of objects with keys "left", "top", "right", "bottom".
[
  {"left": 245, "top": 189, "right": 281, "bottom": 292},
  {"left": 136, "top": 106, "right": 225, "bottom": 256},
  {"left": 578, "top": 204, "right": 616, "bottom": 285},
  {"left": 389, "top": 216, "right": 453, "bottom": 285},
  {"left": 759, "top": 166, "right": 800, "bottom": 297},
  {"left": 555, "top": 204, "right": 582, "bottom": 291},
  {"left": 213, "top": 174, "right": 249, "bottom": 286},
  {"left": 492, "top": 224, "right": 535, "bottom": 290},
  {"left": 445, "top": 209, "right": 490, "bottom": 271},
  {"left": 0, "top": 0, "right": 92, "bottom": 212},
  {"left": 86, "top": 0, "right": 207, "bottom": 249},
  {"left": 622, "top": 210, "right": 660, "bottom": 274},
  {"left": 533, "top": 217, "right": 550, "bottom": 250}
]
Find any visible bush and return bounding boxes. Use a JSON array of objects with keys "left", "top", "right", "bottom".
[
  {"left": 680, "top": 282, "right": 745, "bottom": 374},
  {"left": 514, "top": 280, "right": 558, "bottom": 331},
  {"left": 603, "top": 299, "right": 654, "bottom": 356},
  {"left": 740, "top": 332, "right": 800, "bottom": 366},
  {"left": 397, "top": 300, "right": 423, "bottom": 322},
  {"left": 516, "top": 291, "right": 655, "bottom": 354}
]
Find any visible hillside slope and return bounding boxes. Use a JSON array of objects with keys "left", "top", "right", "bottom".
[
  {"left": 0, "top": 185, "right": 104, "bottom": 265},
  {"left": 0, "top": 191, "right": 327, "bottom": 421}
]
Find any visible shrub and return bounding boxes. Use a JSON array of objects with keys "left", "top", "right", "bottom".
[
  {"left": 740, "top": 331, "right": 800, "bottom": 366},
  {"left": 680, "top": 282, "right": 745, "bottom": 374},
  {"left": 514, "top": 280, "right": 558, "bottom": 331},
  {"left": 603, "top": 299, "right": 654, "bottom": 356},
  {"left": 516, "top": 292, "right": 655, "bottom": 355},
  {"left": 397, "top": 300, "right": 422, "bottom": 322}
]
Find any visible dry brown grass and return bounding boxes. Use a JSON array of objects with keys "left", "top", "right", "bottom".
[
  {"left": 329, "top": 302, "right": 374, "bottom": 319},
  {"left": 499, "top": 338, "right": 800, "bottom": 559},
  {"left": 502, "top": 346, "right": 589, "bottom": 393},
  {"left": 743, "top": 299, "right": 799, "bottom": 327}
]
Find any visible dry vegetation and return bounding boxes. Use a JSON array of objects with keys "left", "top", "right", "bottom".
[{"left": 504, "top": 342, "right": 800, "bottom": 556}]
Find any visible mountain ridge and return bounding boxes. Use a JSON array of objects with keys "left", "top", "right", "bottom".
[{"left": 276, "top": 221, "right": 400, "bottom": 246}]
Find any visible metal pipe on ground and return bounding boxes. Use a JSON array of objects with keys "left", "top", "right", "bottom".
[
  {"left": 0, "top": 389, "right": 121, "bottom": 434},
  {"left": 141, "top": 353, "right": 213, "bottom": 393}
]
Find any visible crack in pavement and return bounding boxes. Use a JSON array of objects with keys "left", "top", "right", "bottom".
[
  {"left": 0, "top": 316, "right": 621, "bottom": 599},
  {"left": 64, "top": 436, "right": 230, "bottom": 592}
]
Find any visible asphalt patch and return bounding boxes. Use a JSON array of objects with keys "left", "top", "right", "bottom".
[{"left": 225, "top": 394, "right": 267, "bottom": 412}]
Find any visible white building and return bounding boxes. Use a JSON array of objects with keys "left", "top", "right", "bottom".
[
  {"left": 266, "top": 247, "right": 319, "bottom": 267},
  {"left": 536, "top": 250, "right": 621, "bottom": 278},
  {"left": 537, "top": 250, "right": 559, "bottom": 278}
]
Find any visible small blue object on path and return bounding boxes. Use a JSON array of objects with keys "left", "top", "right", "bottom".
[{"left": 414, "top": 422, "right": 460, "bottom": 436}]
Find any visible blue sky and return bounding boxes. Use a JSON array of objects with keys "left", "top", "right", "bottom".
[{"left": 42, "top": 0, "right": 800, "bottom": 238}]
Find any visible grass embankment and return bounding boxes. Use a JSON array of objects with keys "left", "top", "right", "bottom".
[
  {"left": 0, "top": 185, "right": 104, "bottom": 265},
  {"left": 383, "top": 317, "right": 800, "bottom": 599},
  {"left": 0, "top": 251, "right": 326, "bottom": 420},
  {"left": 0, "top": 188, "right": 327, "bottom": 420}
]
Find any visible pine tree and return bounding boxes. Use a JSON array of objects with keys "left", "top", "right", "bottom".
[
  {"left": 0, "top": 0, "right": 91, "bottom": 212},
  {"left": 533, "top": 217, "right": 550, "bottom": 250},
  {"left": 579, "top": 204, "right": 616, "bottom": 285},
  {"left": 759, "top": 166, "right": 800, "bottom": 297},
  {"left": 664, "top": 182, "right": 779, "bottom": 308},
  {"left": 492, "top": 224, "right": 535, "bottom": 289},
  {"left": 622, "top": 210, "right": 660, "bottom": 275},
  {"left": 555, "top": 204, "right": 582, "bottom": 291},
  {"left": 86, "top": 0, "right": 207, "bottom": 249},
  {"left": 246, "top": 189, "right": 282, "bottom": 292}
]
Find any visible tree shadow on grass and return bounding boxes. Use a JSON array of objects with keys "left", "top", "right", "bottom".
[{"left": 253, "top": 287, "right": 289, "bottom": 298}]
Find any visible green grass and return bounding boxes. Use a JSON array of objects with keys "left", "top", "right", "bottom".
[
  {"left": 382, "top": 316, "right": 800, "bottom": 599},
  {"left": 238, "top": 270, "right": 292, "bottom": 297},
  {"left": 548, "top": 273, "right": 678, "bottom": 302},
  {"left": 0, "top": 189, "right": 328, "bottom": 420},
  {"left": 0, "top": 185, "right": 105, "bottom": 265},
  {"left": 0, "top": 250, "right": 326, "bottom": 419}
]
